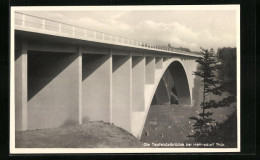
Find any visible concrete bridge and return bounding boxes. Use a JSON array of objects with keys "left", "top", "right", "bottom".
[{"left": 14, "top": 12, "right": 201, "bottom": 139}]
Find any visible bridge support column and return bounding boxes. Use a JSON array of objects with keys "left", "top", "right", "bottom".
[
  {"left": 82, "top": 53, "right": 111, "bottom": 123},
  {"left": 15, "top": 41, "right": 28, "bottom": 131},
  {"left": 145, "top": 56, "right": 155, "bottom": 84},
  {"left": 145, "top": 56, "right": 155, "bottom": 110},
  {"left": 132, "top": 56, "right": 145, "bottom": 111},
  {"left": 162, "top": 57, "right": 169, "bottom": 68},
  {"left": 183, "top": 59, "right": 195, "bottom": 106},
  {"left": 155, "top": 57, "right": 163, "bottom": 69},
  {"left": 131, "top": 55, "right": 146, "bottom": 137},
  {"left": 189, "top": 59, "right": 197, "bottom": 106},
  {"left": 109, "top": 52, "right": 113, "bottom": 123},
  {"left": 78, "top": 47, "right": 82, "bottom": 125},
  {"left": 112, "top": 55, "right": 131, "bottom": 132}
]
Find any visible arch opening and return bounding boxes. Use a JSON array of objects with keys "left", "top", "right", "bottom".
[
  {"left": 151, "top": 61, "right": 191, "bottom": 106},
  {"left": 140, "top": 61, "right": 191, "bottom": 141},
  {"left": 168, "top": 61, "right": 191, "bottom": 105}
]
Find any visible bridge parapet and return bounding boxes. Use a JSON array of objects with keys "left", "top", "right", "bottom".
[{"left": 14, "top": 12, "right": 201, "bottom": 58}]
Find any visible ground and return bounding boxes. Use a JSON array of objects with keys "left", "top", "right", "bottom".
[
  {"left": 16, "top": 121, "right": 143, "bottom": 148},
  {"left": 140, "top": 103, "right": 236, "bottom": 147},
  {"left": 16, "top": 103, "right": 236, "bottom": 148}
]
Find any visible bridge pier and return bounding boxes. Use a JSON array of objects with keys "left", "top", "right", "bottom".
[
  {"left": 15, "top": 41, "right": 28, "bottom": 131},
  {"left": 131, "top": 55, "right": 146, "bottom": 137},
  {"left": 155, "top": 57, "right": 163, "bottom": 69},
  {"left": 132, "top": 56, "right": 145, "bottom": 112},
  {"left": 145, "top": 56, "right": 155, "bottom": 84},
  {"left": 112, "top": 54, "right": 131, "bottom": 132},
  {"left": 78, "top": 47, "right": 82, "bottom": 125},
  {"left": 182, "top": 59, "right": 197, "bottom": 106},
  {"left": 82, "top": 53, "right": 111, "bottom": 123}
]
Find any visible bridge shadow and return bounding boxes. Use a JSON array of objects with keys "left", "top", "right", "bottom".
[
  {"left": 132, "top": 56, "right": 143, "bottom": 68},
  {"left": 82, "top": 54, "right": 109, "bottom": 81},
  {"left": 27, "top": 51, "right": 78, "bottom": 101},
  {"left": 15, "top": 49, "right": 22, "bottom": 61},
  {"left": 145, "top": 56, "right": 154, "bottom": 65},
  {"left": 112, "top": 55, "right": 129, "bottom": 73}
]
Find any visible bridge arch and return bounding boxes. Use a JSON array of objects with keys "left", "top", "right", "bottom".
[
  {"left": 134, "top": 59, "right": 192, "bottom": 139},
  {"left": 167, "top": 61, "right": 191, "bottom": 104}
]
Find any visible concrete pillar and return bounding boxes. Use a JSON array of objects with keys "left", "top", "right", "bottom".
[
  {"left": 109, "top": 52, "right": 113, "bottom": 123},
  {"left": 132, "top": 56, "right": 145, "bottom": 111},
  {"left": 155, "top": 57, "right": 163, "bottom": 69},
  {"left": 112, "top": 55, "right": 131, "bottom": 132},
  {"left": 129, "top": 54, "right": 133, "bottom": 131},
  {"left": 131, "top": 55, "right": 145, "bottom": 138},
  {"left": 183, "top": 59, "right": 193, "bottom": 105},
  {"left": 145, "top": 56, "right": 155, "bottom": 84},
  {"left": 189, "top": 59, "right": 196, "bottom": 106},
  {"left": 188, "top": 60, "right": 193, "bottom": 105},
  {"left": 162, "top": 57, "right": 168, "bottom": 68},
  {"left": 27, "top": 51, "right": 80, "bottom": 130},
  {"left": 163, "top": 57, "right": 168, "bottom": 62},
  {"left": 82, "top": 53, "right": 111, "bottom": 123},
  {"left": 15, "top": 41, "right": 28, "bottom": 131},
  {"left": 78, "top": 47, "right": 82, "bottom": 124}
]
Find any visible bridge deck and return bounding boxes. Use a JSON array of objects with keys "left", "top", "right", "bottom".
[{"left": 14, "top": 12, "right": 201, "bottom": 58}]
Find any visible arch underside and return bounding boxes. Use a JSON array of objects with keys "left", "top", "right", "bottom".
[
  {"left": 153, "top": 63, "right": 191, "bottom": 106},
  {"left": 135, "top": 60, "right": 193, "bottom": 139}
]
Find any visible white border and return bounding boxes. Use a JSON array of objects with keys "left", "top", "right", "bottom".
[{"left": 10, "top": 5, "right": 240, "bottom": 154}]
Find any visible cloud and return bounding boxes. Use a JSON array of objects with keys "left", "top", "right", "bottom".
[
  {"left": 130, "top": 20, "right": 236, "bottom": 51},
  {"left": 75, "top": 13, "right": 130, "bottom": 35}
]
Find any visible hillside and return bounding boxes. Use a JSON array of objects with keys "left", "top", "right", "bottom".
[{"left": 16, "top": 121, "right": 143, "bottom": 148}]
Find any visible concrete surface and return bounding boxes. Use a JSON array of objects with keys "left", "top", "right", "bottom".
[
  {"left": 27, "top": 51, "right": 80, "bottom": 130},
  {"left": 132, "top": 56, "right": 145, "bottom": 111},
  {"left": 145, "top": 57, "right": 155, "bottom": 84},
  {"left": 112, "top": 55, "right": 131, "bottom": 132},
  {"left": 82, "top": 53, "right": 111, "bottom": 123},
  {"left": 15, "top": 41, "right": 28, "bottom": 131}
]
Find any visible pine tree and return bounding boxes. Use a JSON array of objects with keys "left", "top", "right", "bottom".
[{"left": 190, "top": 48, "right": 222, "bottom": 138}]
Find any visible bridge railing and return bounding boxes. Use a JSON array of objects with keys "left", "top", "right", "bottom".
[{"left": 15, "top": 11, "right": 196, "bottom": 55}]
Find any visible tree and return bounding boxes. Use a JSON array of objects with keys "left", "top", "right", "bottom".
[
  {"left": 217, "top": 47, "right": 237, "bottom": 103},
  {"left": 190, "top": 48, "right": 222, "bottom": 138}
]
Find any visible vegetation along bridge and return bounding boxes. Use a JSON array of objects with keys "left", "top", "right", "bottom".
[{"left": 14, "top": 12, "right": 201, "bottom": 139}]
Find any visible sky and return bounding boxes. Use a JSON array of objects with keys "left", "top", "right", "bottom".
[{"left": 22, "top": 8, "right": 237, "bottom": 52}]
